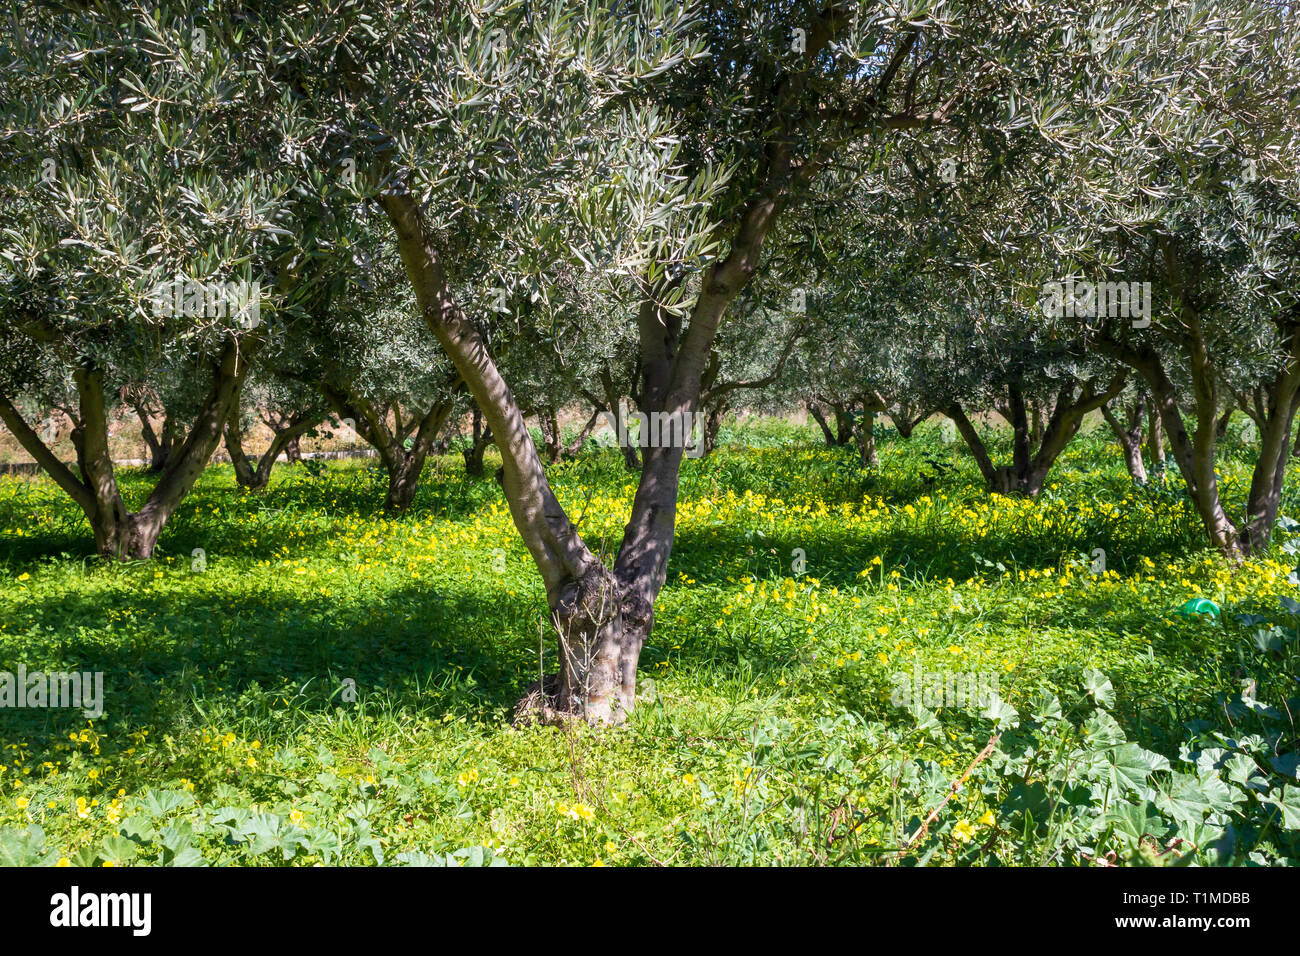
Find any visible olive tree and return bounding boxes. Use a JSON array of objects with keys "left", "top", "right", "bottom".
[
  {"left": 1062, "top": 1, "right": 1300, "bottom": 555},
  {"left": 0, "top": 2, "right": 330, "bottom": 557}
]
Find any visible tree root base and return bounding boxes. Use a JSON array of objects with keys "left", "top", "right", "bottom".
[
  {"left": 513, "top": 674, "right": 583, "bottom": 728},
  {"left": 512, "top": 674, "right": 631, "bottom": 728}
]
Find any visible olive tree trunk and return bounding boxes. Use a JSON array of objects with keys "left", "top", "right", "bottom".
[
  {"left": 462, "top": 406, "right": 494, "bottom": 478},
  {"left": 949, "top": 374, "right": 1125, "bottom": 497},
  {"left": 1100, "top": 394, "right": 1147, "bottom": 483},
  {"left": 225, "top": 381, "right": 323, "bottom": 492},
  {"left": 1096, "top": 264, "right": 1300, "bottom": 559},
  {"left": 320, "top": 382, "right": 455, "bottom": 512},
  {"left": 382, "top": 157, "right": 784, "bottom": 724},
  {"left": 0, "top": 338, "right": 253, "bottom": 559}
]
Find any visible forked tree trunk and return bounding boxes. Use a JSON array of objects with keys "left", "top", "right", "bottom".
[
  {"left": 1096, "top": 273, "right": 1300, "bottom": 559},
  {"left": 463, "top": 407, "right": 493, "bottom": 478},
  {"left": 528, "top": 406, "right": 602, "bottom": 464},
  {"left": 381, "top": 401, "right": 454, "bottom": 511},
  {"left": 1238, "top": 363, "right": 1300, "bottom": 553},
  {"left": 0, "top": 339, "right": 253, "bottom": 559},
  {"left": 949, "top": 374, "right": 1125, "bottom": 497},
  {"left": 126, "top": 391, "right": 179, "bottom": 473},
  {"left": 807, "top": 400, "right": 853, "bottom": 446},
  {"left": 1100, "top": 396, "right": 1147, "bottom": 483},
  {"left": 320, "top": 382, "right": 455, "bottom": 512},
  {"left": 141, "top": 414, "right": 178, "bottom": 473},
  {"left": 225, "top": 386, "right": 322, "bottom": 493},
  {"left": 383, "top": 163, "right": 780, "bottom": 725},
  {"left": 1148, "top": 351, "right": 1241, "bottom": 556},
  {"left": 888, "top": 405, "right": 929, "bottom": 440},
  {"left": 378, "top": 8, "right": 836, "bottom": 724}
]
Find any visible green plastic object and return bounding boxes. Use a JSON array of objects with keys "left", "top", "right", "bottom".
[{"left": 1176, "top": 598, "right": 1221, "bottom": 618}]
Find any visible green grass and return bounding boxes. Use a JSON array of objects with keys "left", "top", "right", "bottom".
[{"left": 1, "top": 420, "right": 1297, "bottom": 866}]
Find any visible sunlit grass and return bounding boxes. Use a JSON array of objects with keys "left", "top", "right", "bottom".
[{"left": 0, "top": 420, "right": 1294, "bottom": 865}]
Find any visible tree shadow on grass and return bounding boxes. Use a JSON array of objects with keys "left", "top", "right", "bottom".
[
  {"left": 654, "top": 523, "right": 1243, "bottom": 756},
  {"left": 0, "top": 458, "right": 503, "bottom": 568},
  {"left": 664, "top": 520, "right": 1199, "bottom": 594},
  {"left": 0, "top": 547, "right": 1244, "bottom": 782},
  {"left": 0, "top": 443, "right": 1242, "bottom": 780},
  {"left": 0, "top": 578, "right": 541, "bottom": 774}
]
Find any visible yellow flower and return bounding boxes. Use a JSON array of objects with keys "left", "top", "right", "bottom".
[
  {"left": 557, "top": 802, "right": 595, "bottom": 822},
  {"left": 682, "top": 774, "right": 695, "bottom": 786},
  {"left": 15, "top": 797, "right": 28, "bottom": 810},
  {"left": 952, "top": 820, "right": 976, "bottom": 843},
  {"left": 977, "top": 810, "right": 996, "bottom": 827}
]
